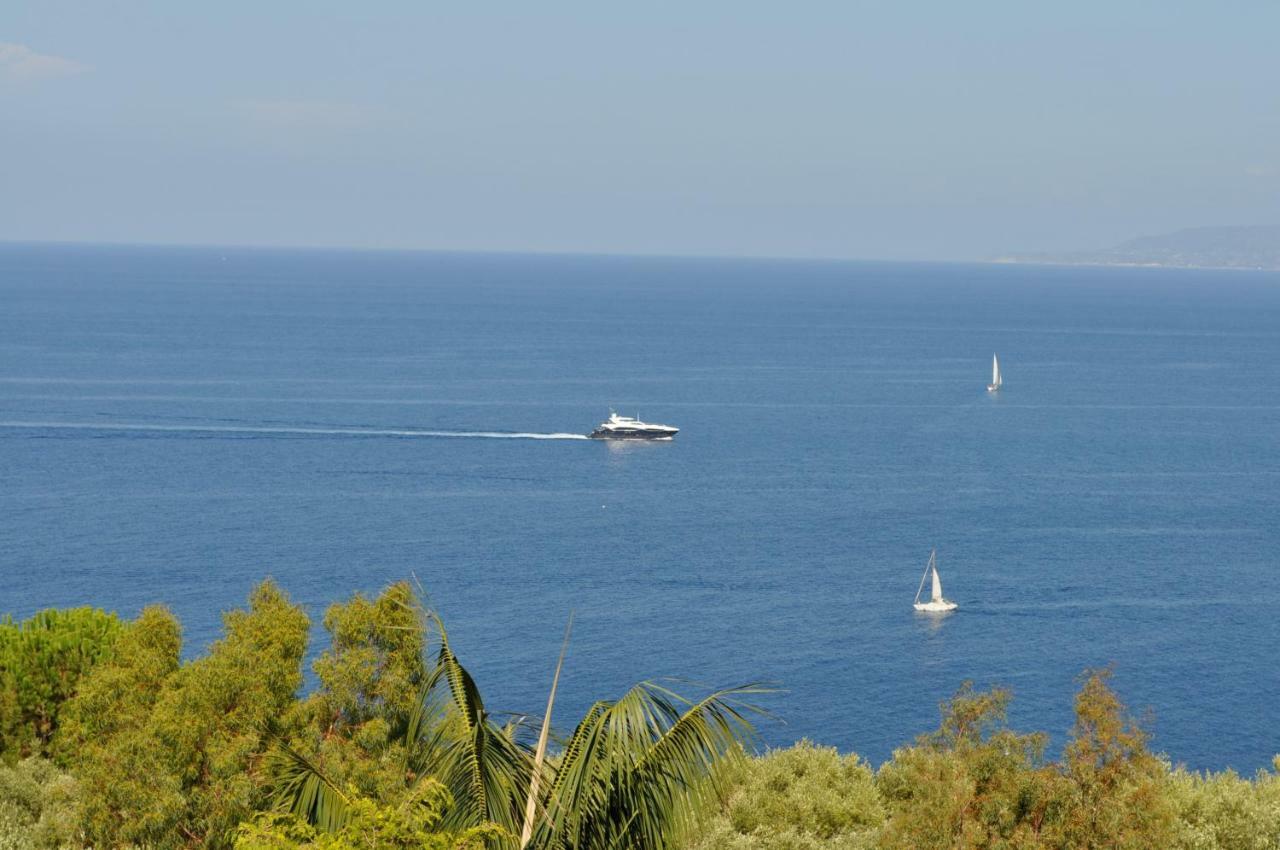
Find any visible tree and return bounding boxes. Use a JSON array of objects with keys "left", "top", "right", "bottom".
[
  {"left": 1053, "top": 669, "right": 1177, "bottom": 850},
  {"left": 294, "top": 583, "right": 431, "bottom": 806},
  {"left": 527, "top": 680, "right": 764, "bottom": 850},
  {"left": 876, "top": 684, "right": 1058, "bottom": 850},
  {"left": 1167, "top": 757, "right": 1280, "bottom": 850},
  {"left": 0, "top": 607, "right": 121, "bottom": 760},
  {"left": 269, "top": 592, "right": 764, "bottom": 850},
  {"left": 56, "top": 581, "right": 310, "bottom": 850},
  {"left": 310, "top": 582, "right": 427, "bottom": 728},
  {"left": 53, "top": 604, "right": 184, "bottom": 846}
]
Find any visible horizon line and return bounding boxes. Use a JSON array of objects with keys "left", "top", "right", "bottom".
[
  {"left": 3, "top": 238, "right": 1275, "bottom": 274},
  {"left": 0, "top": 237, "right": 984, "bottom": 266}
]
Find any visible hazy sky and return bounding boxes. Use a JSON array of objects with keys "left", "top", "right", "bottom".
[{"left": 3, "top": 2, "right": 1278, "bottom": 260}]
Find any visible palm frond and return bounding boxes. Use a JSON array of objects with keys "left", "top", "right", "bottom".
[
  {"left": 407, "top": 613, "right": 534, "bottom": 839},
  {"left": 530, "top": 682, "right": 768, "bottom": 850},
  {"left": 520, "top": 613, "right": 573, "bottom": 847},
  {"left": 266, "top": 740, "right": 353, "bottom": 834}
]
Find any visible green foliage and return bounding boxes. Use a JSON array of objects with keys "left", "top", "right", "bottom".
[
  {"left": 270, "top": 592, "right": 764, "bottom": 850},
  {"left": 407, "top": 615, "right": 535, "bottom": 837},
  {"left": 311, "top": 582, "right": 426, "bottom": 728},
  {"left": 875, "top": 672, "right": 1184, "bottom": 850},
  {"left": 531, "top": 680, "right": 766, "bottom": 850},
  {"left": 1167, "top": 758, "right": 1280, "bottom": 850},
  {"left": 0, "top": 607, "right": 121, "bottom": 759},
  {"left": 236, "top": 778, "right": 499, "bottom": 850},
  {"left": 293, "top": 583, "right": 431, "bottom": 806},
  {"left": 0, "top": 757, "right": 82, "bottom": 850},
  {"left": 271, "top": 611, "right": 537, "bottom": 844},
  {"left": 10, "top": 582, "right": 1280, "bottom": 850},
  {"left": 684, "top": 741, "right": 883, "bottom": 850},
  {"left": 53, "top": 604, "right": 184, "bottom": 845},
  {"left": 1055, "top": 669, "right": 1179, "bottom": 849},
  {"left": 877, "top": 684, "right": 1056, "bottom": 850},
  {"left": 55, "top": 581, "right": 309, "bottom": 850}
]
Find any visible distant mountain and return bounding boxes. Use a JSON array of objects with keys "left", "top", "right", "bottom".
[{"left": 995, "top": 225, "right": 1280, "bottom": 271}]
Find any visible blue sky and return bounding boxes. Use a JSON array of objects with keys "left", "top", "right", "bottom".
[{"left": 3, "top": 2, "right": 1278, "bottom": 259}]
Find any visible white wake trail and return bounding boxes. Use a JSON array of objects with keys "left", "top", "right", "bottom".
[{"left": 0, "top": 421, "right": 591, "bottom": 440}]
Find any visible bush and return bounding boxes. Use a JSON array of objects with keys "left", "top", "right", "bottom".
[
  {"left": 234, "top": 780, "right": 498, "bottom": 850},
  {"left": 1168, "top": 757, "right": 1280, "bottom": 850},
  {"left": 683, "top": 741, "right": 883, "bottom": 850},
  {"left": 0, "top": 757, "right": 82, "bottom": 850}
]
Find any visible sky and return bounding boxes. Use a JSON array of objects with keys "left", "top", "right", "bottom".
[{"left": 3, "top": 1, "right": 1279, "bottom": 260}]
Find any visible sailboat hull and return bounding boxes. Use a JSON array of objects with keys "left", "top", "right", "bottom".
[
  {"left": 914, "top": 600, "right": 958, "bottom": 612},
  {"left": 987, "top": 384, "right": 1000, "bottom": 392}
]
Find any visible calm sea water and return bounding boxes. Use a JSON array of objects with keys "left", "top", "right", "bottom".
[{"left": 3, "top": 244, "right": 1278, "bottom": 771}]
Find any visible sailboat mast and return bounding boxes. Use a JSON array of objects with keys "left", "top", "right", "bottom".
[{"left": 914, "top": 550, "right": 933, "bottom": 605}]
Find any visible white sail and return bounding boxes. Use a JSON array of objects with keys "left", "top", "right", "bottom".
[
  {"left": 992, "top": 354, "right": 1001, "bottom": 387},
  {"left": 913, "top": 548, "right": 957, "bottom": 612}
]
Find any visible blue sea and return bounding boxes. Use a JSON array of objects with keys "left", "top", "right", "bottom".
[{"left": 2, "top": 243, "right": 1278, "bottom": 772}]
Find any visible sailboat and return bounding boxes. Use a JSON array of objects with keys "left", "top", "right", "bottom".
[
  {"left": 913, "top": 549, "right": 958, "bottom": 612},
  {"left": 987, "top": 354, "right": 1003, "bottom": 392}
]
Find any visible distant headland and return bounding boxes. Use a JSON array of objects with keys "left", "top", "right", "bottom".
[{"left": 994, "top": 225, "right": 1280, "bottom": 271}]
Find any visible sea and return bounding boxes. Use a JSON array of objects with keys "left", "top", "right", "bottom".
[{"left": 2, "top": 243, "right": 1278, "bottom": 772}]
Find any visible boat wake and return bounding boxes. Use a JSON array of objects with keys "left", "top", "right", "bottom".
[{"left": 0, "top": 421, "right": 591, "bottom": 440}]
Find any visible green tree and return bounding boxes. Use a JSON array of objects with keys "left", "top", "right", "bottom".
[
  {"left": 56, "top": 581, "right": 310, "bottom": 850},
  {"left": 876, "top": 684, "right": 1058, "bottom": 850},
  {"left": 271, "top": 595, "right": 764, "bottom": 850},
  {"left": 1053, "top": 670, "right": 1178, "bottom": 850},
  {"left": 272, "top": 613, "right": 537, "bottom": 842},
  {"left": 311, "top": 582, "right": 426, "bottom": 727},
  {"left": 295, "top": 583, "right": 430, "bottom": 805},
  {"left": 0, "top": 607, "right": 121, "bottom": 760},
  {"left": 54, "top": 604, "right": 184, "bottom": 845}
]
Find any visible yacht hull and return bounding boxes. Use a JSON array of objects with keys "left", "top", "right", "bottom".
[
  {"left": 913, "top": 601, "right": 958, "bottom": 613},
  {"left": 588, "top": 430, "right": 677, "bottom": 440}
]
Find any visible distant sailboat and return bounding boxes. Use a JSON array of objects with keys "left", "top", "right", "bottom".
[
  {"left": 913, "top": 549, "right": 958, "bottom": 613},
  {"left": 987, "top": 354, "right": 1003, "bottom": 392}
]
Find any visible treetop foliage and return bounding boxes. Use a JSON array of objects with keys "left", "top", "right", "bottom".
[
  {"left": 2, "top": 581, "right": 1279, "bottom": 850},
  {"left": 0, "top": 606, "right": 122, "bottom": 760}
]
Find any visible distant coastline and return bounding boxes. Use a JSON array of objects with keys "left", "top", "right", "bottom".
[{"left": 995, "top": 225, "right": 1280, "bottom": 272}]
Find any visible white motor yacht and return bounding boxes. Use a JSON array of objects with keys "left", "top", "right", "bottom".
[{"left": 588, "top": 411, "right": 678, "bottom": 440}]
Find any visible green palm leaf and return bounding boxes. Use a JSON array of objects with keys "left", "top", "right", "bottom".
[
  {"left": 266, "top": 739, "right": 353, "bottom": 834},
  {"left": 265, "top": 589, "right": 765, "bottom": 850},
  {"left": 407, "top": 614, "right": 534, "bottom": 840},
  {"left": 531, "top": 681, "right": 769, "bottom": 850}
]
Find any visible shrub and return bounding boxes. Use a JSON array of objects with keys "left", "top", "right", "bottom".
[
  {"left": 1168, "top": 757, "right": 1280, "bottom": 850},
  {"left": 0, "top": 757, "right": 82, "bottom": 850},
  {"left": 683, "top": 741, "right": 883, "bottom": 850},
  {"left": 234, "top": 779, "right": 498, "bottom": 850}
]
